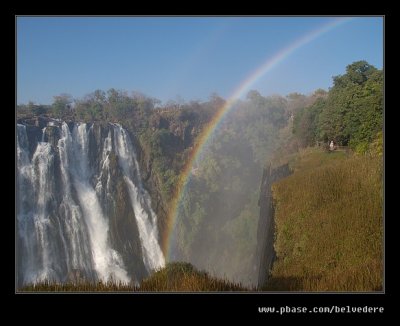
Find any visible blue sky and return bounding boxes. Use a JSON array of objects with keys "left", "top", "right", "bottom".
[{"left": 17, "top": 16, "right": 383, "bottom": 105}]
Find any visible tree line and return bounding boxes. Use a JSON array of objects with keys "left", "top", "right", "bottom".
[
  {"left": 292, "top": 60, "right": 383, "bottom": 153},
  {"left": 17, "top": 89, "right": 160, "bottom": 126}
]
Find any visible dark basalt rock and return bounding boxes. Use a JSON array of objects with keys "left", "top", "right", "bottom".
[
  {"left": 44, "top": 126, "right": 61, "bottom": 150},
  {"left": 101, "top": 152, "right": 148, "bottom": 282},
  {"left": 255, "top": 163, "right": 292, "bottom": 289}
]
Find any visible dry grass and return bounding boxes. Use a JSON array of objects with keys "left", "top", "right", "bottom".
[
  {"left": 19, "top": 262, "right": 248, "bottom": 292},
  {"left": 139, "top": 262, "right": 248, "bottom": 291},
  {"left": 264, "top": 148, "right": 383, "bottom": 291},
  {"left": 19, "top": 280, "right": 138, "bottom": 292}
]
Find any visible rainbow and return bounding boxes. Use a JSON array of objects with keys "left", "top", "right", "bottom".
[{"left": 163, "top": 17, "right": 353, "bottom": 258}]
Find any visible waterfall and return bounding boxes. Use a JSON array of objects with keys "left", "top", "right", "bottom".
[
  {"left": 41, "top": 127, "right": 46, "bottom": 142},
  {"left": 17, "top": 124, "right": 36, "bottom": 283},
  {"left": 16, "top": 121, "right": 164, "bottom": 286},
  {"left": 69, "top": 123, "right": 129, "bottom": 282},
  {"left": 17, "top": 124, "right": 58, "bottom": 283},
  {"left": 113, "top": 124, "right": 165, "bottom": 272},
  {"left": 57, "top": 123, "right": 98, "bottom": 278}
]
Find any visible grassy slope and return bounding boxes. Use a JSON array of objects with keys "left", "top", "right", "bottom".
[
  {"left": 265, "top": 147, "right": 383, "bottom": 291},
  {"left": 140, "top": 262, "right": 248, "bottom": 291}
]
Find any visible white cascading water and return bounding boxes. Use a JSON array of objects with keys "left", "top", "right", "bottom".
[
  {"left": 17, "top": 124, "right": 57, "bottom": 283},
  {"left": 113, "top": 124, "right": 165, "bottom": 271},
  {"left": 31, "top": 142, "right": 54, "bottom": 280},
  {"left": 95, "top": 130, "right": 112, "bottom": 197},
  {"left": 17, "top": 121, "right": 165, "bottom": 286},
  {"left": 68, "top": 123, "right": 129, "bottom": 282},
  {"left": 41, "top": 128, "right": 46, "bottom": 142},
  {"left": 57, "top": 123, "right": 96, "bottom": 274}
]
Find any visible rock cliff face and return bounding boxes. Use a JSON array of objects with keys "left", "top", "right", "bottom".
[
  {"left": 255, "top": 163, "right": 292, "bottom": 288},
  {"left": 132, "top": 108, "right": 203, "bottom": 241},
  {"left": 16, "top": 118, "right": 165, "bottom": 286}
]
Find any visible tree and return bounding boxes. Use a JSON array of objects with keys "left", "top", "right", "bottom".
[
  {"left": 312, "top": 89, "right": 328, "bottom": 98},
  {"left": 317, "top": 61, "right": 382, "bottom": 147},
  {"left": 293, "top": 98, "right": 325, "bottom": 146},
  {"left": 333, "top": 60, "right": 377, "bottom": 88},
  {"left": 93, "top": 89, "right": 106, "bottom": 103},
  {"left": 52, "top": 93, "right": 73, "bottom": 118},
  {"left": 246, "top": 90, "right": 262, "bottom": 101},
  {"left": 292, "top": 61, "right": 382, "bottom": 149}
]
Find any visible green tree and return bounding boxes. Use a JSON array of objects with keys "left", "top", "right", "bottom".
[
  {"left": 293, "top": 61, "right": 382, "bottom": 150},
  {"left": 293, "top": 98, "right": 325, "bottom": 146},
  {"left": 52, "top": 93, "right": 73, "bottom": 119},
  {"left": 315, "top": 61, "right": 382, "bottom": 147},
  {"left": 333, "top": 60, "right": 377, "bottom": 87}
]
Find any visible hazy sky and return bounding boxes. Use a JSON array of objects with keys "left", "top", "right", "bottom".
[{"left": 17, "top": 16, "right": 383, "bottom": 105}]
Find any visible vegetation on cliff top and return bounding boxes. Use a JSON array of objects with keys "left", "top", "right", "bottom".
[{"left": 292, "top": 61, "right": 382, "bottom": 153}]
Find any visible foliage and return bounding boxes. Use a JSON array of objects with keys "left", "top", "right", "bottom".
[
  {"left": 73, "top": 88, "right": 156, "bottom": 124},
  {"left": 293, "top": 98, "right": 325, "bottom": 147},
  {"left": 51, "top": 93, "right": 73, "bottom": 119},
  {"left": 293, "top": 61, "right": 383, "bottom": 151},
  {"left": 17, "top": 103, "right": 52, "bottom": 119},
  {"left": 369, "top": 131, "right": 383, "bottom": 157}
]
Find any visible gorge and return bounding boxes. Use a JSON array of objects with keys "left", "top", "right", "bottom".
[{"left": 16, "top": 60, "right": 383, "bottom": 291}]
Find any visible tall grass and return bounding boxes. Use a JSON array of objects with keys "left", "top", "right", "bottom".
[
  {"left": 265, "top": 148, "right": 383, "bottom": 291},
  {"left": 139, "top": 262, "right": 248, "bottom": 291},
  {"left": 20, "top": 279, "right": 138, "bottom": 292},
  {"left": 19, "top": 263, "right": 248, "bottom": 292}
]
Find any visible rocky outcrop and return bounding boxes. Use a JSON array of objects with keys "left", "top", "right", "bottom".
[
  {"left": 255, "top": 163, "right": 292, "bottom": 289},
  {"left": 132, "top": 109, "right": 204, "bottom": 243},
  {"left": 101, "top": 152, "right": 147, "bottom": 282},
  {"left": 124, "top": 128, "right": 170, "bottom": 246}
]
